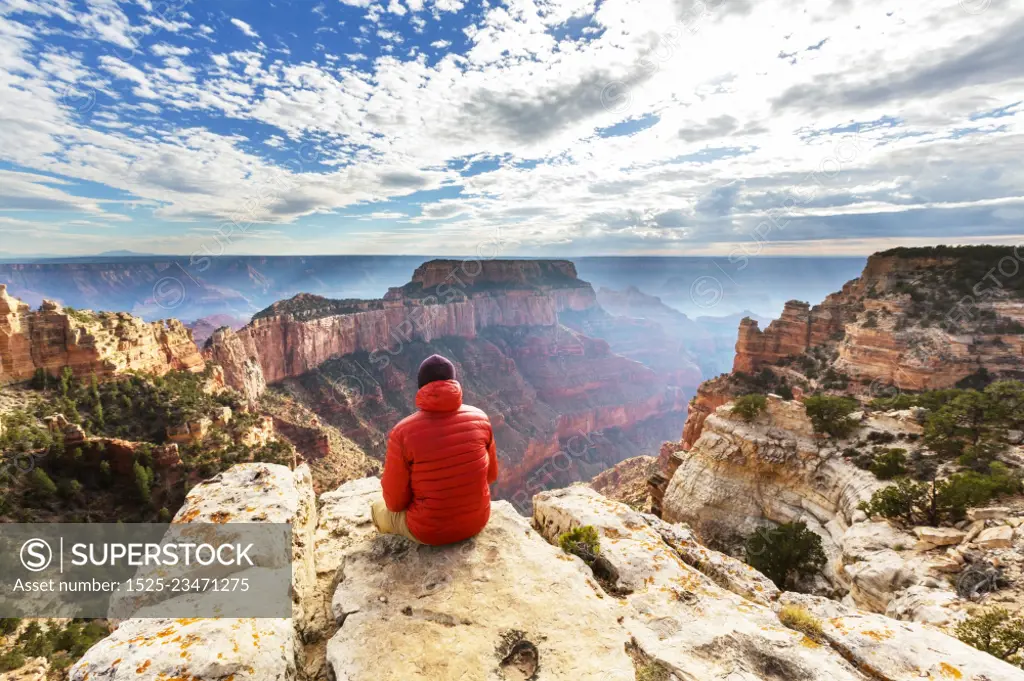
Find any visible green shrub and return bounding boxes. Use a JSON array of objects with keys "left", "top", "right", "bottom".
[
  {"left": 0, "top": 618, "right": 19, "bottom": 636},
  {"left": 858, "top": 477, "right": 925, "bottom": 525},
  {"left": 858, "top": 464, "right": 1020, "bottom": 527},
  {"left": 732, "top": 394, "right": 768, "bottom": 422},
  {"left": 558, "top": 525, "right": 601, "bottom": 565},
  {"left": 869, "top": 394, "right": 917, "bottom": 411},
  {"left": 134, "top": 462, "right": 153, "bottom": 504},
  {"left": 778, "top": 604, "right": 824, "bottom": 641},
  {"left": 955, "top": 608, "right": 1024, "bottom": 667},
  {"left": 0, "top": 650, "right": 25, "bottom": 673},
  {"left": 869, "top": 449, "right": 908, "bottom": 480},
  {"left": 744, "top": 521, "right": 826, "bottom": 591},
  {"left": 942, "top": 464, "right": 1022, "bottom": 509},
  {"left": 29, "top": 468, "right": 58, "bottom": 498},
  {"left": 804, "top": 395, "right": 859, "bottom": 438}
]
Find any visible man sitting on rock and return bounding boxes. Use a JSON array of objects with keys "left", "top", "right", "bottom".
[{"left": 372, "top": 354, "right": 500, "bottom": 545}]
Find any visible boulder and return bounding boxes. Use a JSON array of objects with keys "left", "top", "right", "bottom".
[
  {"left": 71, "top": 464, "right": 316, "bottom": 681},
  {"left": 69, "top": 618, "right": 296, "bottom": 681},
  {"left": 326, "top": 493, "right": 636, "bottom": 681},
  {"left": 780, "top": 592, "right": 1024, "bottom": 681},
  {"left": 534, "top": 487, "right": 865, "bottom": 681},
  {"left": 964, "top": 520, "right": 986, "bottom": 543},
  {"left": 913, "top": 526, "right": 966, "bottom": 547},
  {"left": 884, "top": 585, "right": 961, "bottom": 628},
  {"left": 975, "top": 525, "right": 1014, "bottom": 549},
  {"left": 967, "top": 507, "right": 1010, "bottom": 521}
]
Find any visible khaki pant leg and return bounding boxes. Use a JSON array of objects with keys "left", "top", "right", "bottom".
[{"left": 370, "top": 498, "right": 422, "bottom": 543}]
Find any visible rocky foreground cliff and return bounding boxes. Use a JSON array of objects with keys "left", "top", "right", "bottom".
[
  {"left": 0, "top": 285, "right": 204, "bottom": 385},
  {"left": 207, "top": 260, "right": 698, "bottom": 503},
  {"left": 63, "top": 462, "right": 1024, "bottom": 681}
]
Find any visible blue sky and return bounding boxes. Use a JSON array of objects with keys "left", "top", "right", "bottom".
[{"left": 0, "top": 0, "right": 1022, "bottom": 257}]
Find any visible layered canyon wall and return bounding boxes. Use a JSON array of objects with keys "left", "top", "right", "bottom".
[
  {"left": 207, "top": 260, "right": 690, "bottom": 504},
  {"left": 207, "top": 260, "right": 599, "bottom": 399},
  {"left": 658, "top": 247, "right": 1024, "bottom": 630},
  {"left": 733, "top": 249, "right": 1024, "bottom": 389},
  {"left": 0, "top": 284, "right": 204, "bottom": 384}
]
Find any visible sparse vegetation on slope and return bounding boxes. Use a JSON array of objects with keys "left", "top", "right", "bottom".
[
  {"left": 744, "top": 521, "right": 826, "bottom": 591},
  {"left": 856, "top": 380, "right": 1024, "bottom": 526},
  {"left": 0, "top": 619, "right": 109, "bottom": 673},
  {"left": 955, "top": 608, "right": 1024, "bottom": 669},
  {"left": 731, "top": 393, "right": 767, "bottom": 422},
  {"left": 778, "top": 604, "right": 825, "bottom": 642},
  {"left": 858, "top": 464, "right": 1021, "bottom": 526},
  {"left": 0, "top": 368, "right": 292, "bottom": 523},
  {"left": 803, "top": 395, "right": 859, "bottom": 438}
]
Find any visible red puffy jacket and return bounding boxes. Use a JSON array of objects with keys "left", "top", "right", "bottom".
[{"left": 381, "top": 379, "right": 499, "bottom": 545}]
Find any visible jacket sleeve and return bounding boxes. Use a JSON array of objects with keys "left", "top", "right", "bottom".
[
  {"left": 381, "top": 426, "right": 412, "bottom": 512},
  {"left": 486, "top": 424, "right": 499, "bottom": 485}
]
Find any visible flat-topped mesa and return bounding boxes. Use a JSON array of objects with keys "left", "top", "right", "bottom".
[
  {"left": 404, "top": 258, "right": 582, "bottom": 291},
  {"left": 0, "top": 284, "right": 204, "bottom": 385},
  {"left": 208, "top": 260, "right": 602, "bottom": 399}
]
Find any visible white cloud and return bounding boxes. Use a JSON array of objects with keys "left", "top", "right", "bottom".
[
  {"left": 0, "top": 0, "right": 1022, "bottom": 257},
  {"left": 432, "top": 0, "right": 464, "bottom": 12},
  {"left": 151, "top": 43, "right": 191, "bottom": 57},
  {"left": 230, "top": 18, "right": 259, "bottom": 39}
]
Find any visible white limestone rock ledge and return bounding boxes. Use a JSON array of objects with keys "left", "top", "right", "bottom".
[
  {"left": 70, "top": 464, "right": 314, "bottom": 681},
  {"left": 68, "top": 466, "right": 1024, "bottom": 681},
  {"left": 534, "top": 486, "right": 866, "bottom": 681},
  {"left": 324, "top": 483, "right": 636, "bottom": 681},
  {"left": 779, "top": 591, "right": 1024, "bottom": 681},
  {"left": 661, "top": 398, "right": 972, "bottom": 626}
]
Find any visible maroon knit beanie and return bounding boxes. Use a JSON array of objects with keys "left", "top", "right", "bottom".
[{"left": 417, "top": 354, "right": 456, "bottom": 388}]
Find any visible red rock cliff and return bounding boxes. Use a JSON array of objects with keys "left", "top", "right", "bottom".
[
  {"left": 681, "top": 246, "right": 1024, "bottom": 458},
  {"left": 208, "top": 260, "right": 602, "bottom": 400},
  {"left": 206, "top": 260, "right": 688, "bottom": 504},
  {"left": 733, "top": 278, "right": 861, "bottom": 374},
  {"left": 0, "top": 285, "right": 204, "bottom": 384}
]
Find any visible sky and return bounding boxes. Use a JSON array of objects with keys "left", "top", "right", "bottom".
[{"left": 0, "top": 0, "right": 1022, "bottom": 258}]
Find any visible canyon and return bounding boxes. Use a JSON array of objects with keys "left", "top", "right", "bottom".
[
  {"left": 0, "top": 284, "right": 204, "bottom": 385},
  {"left": 4, "top": 247, "right": 1024, "bottom": 679},
  {"left": 596, "top": 285, "right": 769, "bottom": 378},
  {"left": 205, "top": 260, "right": 698, "bottom": 502},
  {"left": 650, "top": 246, "right": 1024, "bottom": 639}
]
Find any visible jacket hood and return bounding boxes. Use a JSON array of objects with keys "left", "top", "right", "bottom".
[{"left": 415, "top": 379, "right": 464, "bottom": 412}]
